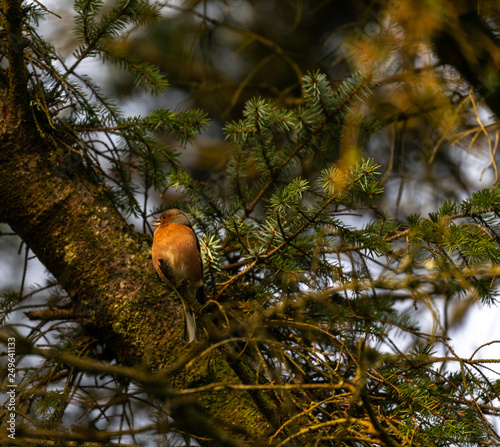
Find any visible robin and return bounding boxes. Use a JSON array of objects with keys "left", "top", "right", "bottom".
[{"left": 152, "top": 209, "right": 205, "bottom": 342}]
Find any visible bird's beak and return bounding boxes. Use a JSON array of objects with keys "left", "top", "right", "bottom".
[{"left": 152, "top": 218, "right": 161, "bottom": 227}]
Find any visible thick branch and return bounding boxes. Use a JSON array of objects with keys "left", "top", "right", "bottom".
[
  {"left": 25, "top": 309, "right": 76, "bottom": 321},
  {"left": 3, "top": 0, "right": 29, "bottom": 121}
]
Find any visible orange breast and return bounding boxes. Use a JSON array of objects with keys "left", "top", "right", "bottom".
[{"left": 152, "top": 223, "right": 202, "bottom": 288}]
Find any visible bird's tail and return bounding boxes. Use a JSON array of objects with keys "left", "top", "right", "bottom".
[{"left": 183, "top": 309, "right": 199, "bottom": 343}]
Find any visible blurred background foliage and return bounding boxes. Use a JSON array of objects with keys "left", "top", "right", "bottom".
[
  {"left": 115, "top": 0, "right": 500, "bottom": 205},
  {"left": 95, "top": 0, "right": 500, "bottom": 219},
  {"left": 30, "top": 0, "right": 500, "bottom": 218}
]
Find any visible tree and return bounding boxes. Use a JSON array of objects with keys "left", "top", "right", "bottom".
[{"left": 1, "top": 0, "right": 500, "bottom": 446}]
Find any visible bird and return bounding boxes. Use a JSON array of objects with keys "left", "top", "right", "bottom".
[{"left": 152, "top": 209, "right": 205, "bottom": 343}]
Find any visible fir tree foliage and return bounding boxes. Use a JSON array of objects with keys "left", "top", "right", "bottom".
[
  {"left": 174, "top": 72, "right": 500, "bottom": 445},
  {"left": 3, "top": 2, "right": 500, "bottom": 446},
  {"left": 18, "top": 0, "right": 208, "bottom": 218}
]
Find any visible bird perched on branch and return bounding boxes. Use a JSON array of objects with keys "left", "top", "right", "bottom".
[{"left": 152, "top": 209, "right": 205, "bottom": 342}]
